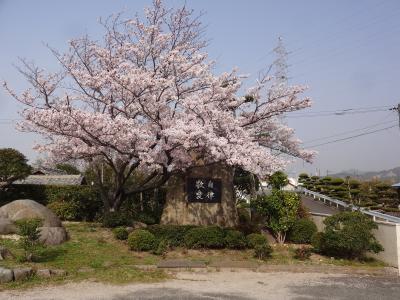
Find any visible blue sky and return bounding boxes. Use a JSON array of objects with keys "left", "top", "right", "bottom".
[{"left": 1, "top": 0, "right": 400, "bottom": 176}]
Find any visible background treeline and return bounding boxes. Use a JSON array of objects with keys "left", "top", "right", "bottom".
[
  {"left": 0, "top": 184, "right": 166, "bottom": 224},
  {"left": 298, "top": 173, "right": 400, "bottom": 214}
]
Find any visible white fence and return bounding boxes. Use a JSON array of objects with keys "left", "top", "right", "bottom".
[{"left": 300, "top": 187, "right": 400, "bottom": 224}]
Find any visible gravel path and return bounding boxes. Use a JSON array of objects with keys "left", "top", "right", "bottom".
[{"left": 2, "top": 270, "right": 400, "bottom": 300}]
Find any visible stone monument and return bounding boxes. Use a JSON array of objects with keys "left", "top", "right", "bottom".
[{"left": 160, "top": 163, "right": 238, "bottom": 227}]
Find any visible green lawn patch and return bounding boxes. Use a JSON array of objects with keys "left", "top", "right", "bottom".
[{"left": 0, "top": 222, "right": 165, "bottom": 290}]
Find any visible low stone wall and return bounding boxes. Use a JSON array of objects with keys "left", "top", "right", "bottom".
[{"left": 310, "top": 212, "right": 400, "bottom": 273}]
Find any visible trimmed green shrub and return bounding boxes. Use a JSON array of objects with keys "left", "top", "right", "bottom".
[
  {"left": 311, "top": 232, "right": 323, "bottom": 253},
  {"left": 314, "top": 211, "right": 383, "bottom": 259},
  {"left": 184, "top": 226, "right": 225, "bottom": 249},
  {"left": 236, "top": 207, "right": 260, "bottom": 235},
  {"left": 246, "top": 233, "right": 268, "bottom": 249},
  {"left": 152, "top": 239, "right": 169, "bottom": 256},
  {"left": 147, "top": 225, "right": 197, "bottom": 248},
  {"left": 102, "top": 212, "right": 132, "bottom": 228},
  {"left": 47, "top": 200, "right": 81, "bottom": 221},
  {"left": 252, "top": 190, "right": 301, "bottom": 244},
  {"left": 253, "top": 242, "right": 272, "bottom": 260},
  {"left": 127, "top": 229, "right": 156, "bottom": 251},
  {"left": 15, "top": 218, "right": 44, "bottom": 262},
  {"left": 224, "top": 230, "right": 247, "bottom": 249},
  {"left": 113, "top": 227, "right": 129, "bottom": 240},
  {"left": 294, "top": 246, "right": 312, "bottom": 260},
  {"left": 287, "top": 219, "right": 317, "bottom": 244}
]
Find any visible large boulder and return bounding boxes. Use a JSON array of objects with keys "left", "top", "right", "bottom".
[
  {"left": 39, "top": 227, "right": 68, "bottom": 246},
  {"left": 161, "top": 163, "right": 238, "bottom": 227},
  {"left": 0, "top": 200, "right": 67, "bottom": 245},
  {"left": 0, "top": 217, "right": 17, "bottom": 234},
  {"left": 0, "top": 200, "right": 62, "bottom": 227}
]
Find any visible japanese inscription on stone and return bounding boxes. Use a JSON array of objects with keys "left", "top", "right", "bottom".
[{"left": 187, "top": 178, "right": 222, "bottom": 203}]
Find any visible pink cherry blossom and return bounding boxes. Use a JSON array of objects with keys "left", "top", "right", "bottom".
[{"left": 4, "top": 0, "right": 315, "bottom": 210}]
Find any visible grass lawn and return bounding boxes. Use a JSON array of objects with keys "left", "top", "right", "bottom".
[
  {"left": 0, "top": 222, "right": 387, "bottom": 290},
  {"left": 0, "top": 222, "right": 166, "bottom": 290},
  {"left": 162, "top": 244, "right": 386, "bottom": 269}
]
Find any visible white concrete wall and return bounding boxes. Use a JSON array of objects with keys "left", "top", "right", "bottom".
[
  {"left": 370, "top": 222, "right": 400, "bottom": 270},
  {"left": 310, "top": 213, "right": 400, "bottom": 272}
]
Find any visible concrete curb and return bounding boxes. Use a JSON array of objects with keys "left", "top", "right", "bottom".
[{"left": 134, "top": 263, "right": 399, "bottom": 277}]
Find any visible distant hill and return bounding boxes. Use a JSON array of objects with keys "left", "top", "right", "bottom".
[{"left": 330, "top": 167, "right": 400, "bottom": 183}]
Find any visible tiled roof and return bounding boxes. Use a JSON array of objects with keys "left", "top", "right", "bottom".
[
  {"left": 32, "top": 167, "right": 67, "bottom": 175},
  {"left": 14, "top": 175, "right": 86, "bottom": 186}
]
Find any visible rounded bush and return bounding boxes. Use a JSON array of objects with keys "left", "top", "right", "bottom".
[
  {"left": 246, "top": 233, "right": 267, "bottom": 249},
  {"left": 311, "top": 232, "right": 323, "bottom": 253},
  {"left": 147, "top": 225, "right": 197, "bottom": 247},
  {"left": 287, "top": 219, "right": 317, "bottom": 244},
  {"left": 184, "top": 226, "right": 225, "bottom": 249},
  {"left": 315, "top": 211, "right": 383, "bottom": 259},
  {"left": 224, "top": 230, "right": 247, "bottom": 249},
  {"left": 127, "top": 229, "right": 156, "bottom": 251},
  {"left": 152, "top": 239, "right": 169, "bottom": 256},
  {"left": 102, "top": 212, "right": 132, "bottom": 228},
  {"left": 253, "top": 242, "right": 272, "bottom": 260},
  {"left": 113, "top": 227, "right": 129, "bottom": 240}
]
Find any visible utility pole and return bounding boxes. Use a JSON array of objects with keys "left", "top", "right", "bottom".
[
  {"left": 273, "top": 37, "right": 289, "bottom": 87},
  {"left": 390, "top": 103, "right": 400, "bottom": 129}
]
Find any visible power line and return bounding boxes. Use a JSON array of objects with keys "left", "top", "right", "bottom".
[
  {"left": 302, "top": 119, "right": 398, "bottom": 145},
  {"left": 306, "top": 125, "right": 397, "bottom": 148},
  {"left": 286, "top": 106, "right": 394, "bottom": 118}
]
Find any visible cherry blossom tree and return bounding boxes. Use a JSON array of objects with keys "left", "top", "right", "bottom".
[{"left": 4, "top": 0, "right": 314, "bottom": 212}]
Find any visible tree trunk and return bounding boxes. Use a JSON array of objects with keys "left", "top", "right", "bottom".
[{"left": 275, "top": 232, "right": 286, "bottom": 244}]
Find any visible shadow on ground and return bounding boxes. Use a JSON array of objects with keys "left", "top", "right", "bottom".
[
  {"left": 289, "top": 275, "right": 400, "bottom": 300},
  {"left": 111, "top": 287, "right": 252, "bottom": 300}
]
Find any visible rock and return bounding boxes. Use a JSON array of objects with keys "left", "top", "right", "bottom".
[
  {"left": 132, "top": 221, "right": 147, "bottom": 229},
  {"left": 0, "top": 246, "right": 15, "bottom": 260},
  {"left": 0, "top": 217, "right": 17, "bottom": 234},
  {"left": 0, "top": 199, "right": 62, "bottom": 227},
  {"left": 39, "top": 226, "right": 68, "bottom": 245},
  {"left": 160, "top": 163, "right": 238, "bottom": 227},
  {"left": 36, "top": 269, "right": 51, "bottom": 278},
  {"left": 13, "top": 268, "right": 33, "bottom": 281},
  {"left": 0, "top": 200, "right": 68, "bottom": 245},
  {"left": 126, "top": 226, "right": 134, "bottom": 233},
  {"left": 50, "top": 269, "right": 67, "bottom": 276},
  {"left": 0, "top": 267, "right": 14, "bottom": 283}
]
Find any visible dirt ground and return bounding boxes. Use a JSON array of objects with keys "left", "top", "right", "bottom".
[{"left": 2, "top": 270, "right": 400, "bottom": 300}]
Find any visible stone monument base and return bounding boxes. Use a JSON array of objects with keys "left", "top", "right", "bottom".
[{"left": 160, "top": 164, "right": 238, "bottom": 227}]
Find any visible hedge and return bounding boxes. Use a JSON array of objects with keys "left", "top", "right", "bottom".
[
  {"left": 147, "top": 224, "right": 197, "bottom": 247},
  {"left": 0, "top": 184, "right": 166, "bottom": 223},
  {"left": 0, "top": 184, "right": 102, "bottom": 221},
  {"left": 184, "top": 226, "right": 226, "bottom": 249}
]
